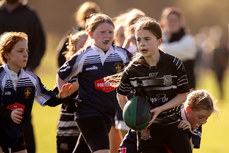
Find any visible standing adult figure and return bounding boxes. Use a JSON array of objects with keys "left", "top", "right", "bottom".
[
  {"left": 160, "top": 7, "right": 197, "bottom": 89},
  {"left": 0, "top": 1, "right": 46, "bottom": 153},
  {"left": 0, "top": 0, "right": 46, "bottom": 71}
]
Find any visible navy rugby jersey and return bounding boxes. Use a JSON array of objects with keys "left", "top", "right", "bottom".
[
  {"left": 0, "top": 64, "right": 68, "bottom": 145},
  {"left": 58, "top": 45, "right": 131, "bottom": 121},
  {"left": 117, "top": 50, "right": 190, "bottom": 125}
]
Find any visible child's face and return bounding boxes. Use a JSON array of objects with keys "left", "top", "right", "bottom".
[
  {"left": 5, "top": 39, "right": 28, "bottom": 72},
  {"left": 90, "top": 22, "right": 114, "bottom": 51},
  {"left": 136, "top": 29, "right": 161, "bottom": 58},
  {"left": 186, "top": 108, "right": 212, "bottom": 130},
  {"left": 165, "top": 13, "right": 181, "bottom": 34}
]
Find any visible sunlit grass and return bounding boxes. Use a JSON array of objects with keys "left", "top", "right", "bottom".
[
  {"left": 32, "top": 34, "right": 60, "bottom": 153},
  {"left": 194, "top": 69, "right": 229, "bottom": 153}
]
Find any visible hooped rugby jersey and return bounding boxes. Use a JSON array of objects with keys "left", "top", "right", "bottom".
[
  {"left": 58, "top": 45, "right": 131, "bottom": 121},
  {"left": 117, "top": 50, "right": 190, "bottom": 125},
  {"left": 0, "top": 64, "right": 63, "bottom": 144},
  {"left": 57, "top": 77, "right": 79, "bottom": 138}
]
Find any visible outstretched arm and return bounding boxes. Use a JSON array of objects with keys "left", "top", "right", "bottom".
[{"left": 56, "top": 74, "right": 79, "bottom": 98}]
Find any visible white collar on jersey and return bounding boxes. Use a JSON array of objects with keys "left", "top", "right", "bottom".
[
  {"left": 91, "top": 44, "right": 114, "bottom": 53},
  {"left": 181, "top": 106, "right": 188, "bottom": 121},
  {"left": 3, "top": 64, "right": 25, "bottom": 77},
  {"left": 91, "top": 45, "right": 114, "bottom": 65},
  {"left": 3, "top": 64, "right": 26, "bottom": 89}
]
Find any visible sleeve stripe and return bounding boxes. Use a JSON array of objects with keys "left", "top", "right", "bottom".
[{"left": 177, "top": 81, "right": 189, "bottom": 87}]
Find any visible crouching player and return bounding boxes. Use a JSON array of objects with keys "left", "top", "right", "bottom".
[{"left": 119, "top": 90, "right": 216, "bottom": 153}]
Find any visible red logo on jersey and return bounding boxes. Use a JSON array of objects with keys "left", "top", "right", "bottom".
[
  {"left": 118, "top": 147, "right": 127, "bottom": 153},
  {"left": 94, "top": 77, "right": 118, "bottom": 93},
  {"left": 7, "top": 102, "right": 25, "bottom": 114},
  {"left": 164, "top": 144, "right": 172, "bottom": 153}
]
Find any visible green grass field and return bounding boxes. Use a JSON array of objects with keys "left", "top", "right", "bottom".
[{"left": 32, "top": 34, "right": 229, "bottom": 153}]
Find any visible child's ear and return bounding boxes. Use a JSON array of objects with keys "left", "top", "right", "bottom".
[
  {"left": 157, "top": 38, "right": 162, "bottom": 46},
  {"left": 4, "top": 53, "right": 9, "bottom": 60}
]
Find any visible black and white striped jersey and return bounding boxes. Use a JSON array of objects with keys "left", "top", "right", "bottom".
[
  {"left": 57, "top": 87, "right": 79, "bottom": 137},
  {"left": 57, "top": 102, "right": 79, "bottom": 137},
  {"left": 56, "top": 76, "right": 79, "bottom": 142},
  {"left": 117, "top": 50, "right": 190, "bottom": 125}
]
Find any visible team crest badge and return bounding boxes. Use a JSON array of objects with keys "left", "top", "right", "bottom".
[
  {"left": 24, "top": 87, "right": 32, "bottom": 98},
  {"left": 140, "top": 129, "right": 151, "bottom": 140},
  {"left": 114, "top": 62, "right": 123, "bottom": 72},
  {"left": 60, "top": 143, "right": 68, "bottom": 150},
  {"left": 163, "top": 75, "right": 173, "bottom": 86}
]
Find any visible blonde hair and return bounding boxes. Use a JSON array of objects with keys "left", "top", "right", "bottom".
[
  {"left": 186, "top": 90, "right": 216, "bottom": 112},
  {"left": 124, "top": 8, "right": 146, "bottom": 27},
  {"left": 75, "top": 1, "right": 101, "bottom": 28},
  {"left": 114, "top": 23, "right": 125, "bottom": 46},
  {"left": 63, "top": 31, "right": 88, "bottom": 60},
  {"left": 0, "top": 32, "right": 28, "bottom": 64},
  {"left": 113, "top": 8, "right": 145, "bottom": 40}
]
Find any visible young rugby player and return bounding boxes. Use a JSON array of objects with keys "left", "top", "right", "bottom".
[
  {"left": 56, "top": 31, "right": 89, "bottom": 153},
  {"left": 119, "top": 90, "right": 216, "bottom": 153},
  {"left": 116, "top": 18, "right": 192, "bottom": 153},
  {"left": 57, "top": 13, "right": 131, "bottom": 153},
  {"left": 0, "top": 32, "right": 74, "bottom": 153}
]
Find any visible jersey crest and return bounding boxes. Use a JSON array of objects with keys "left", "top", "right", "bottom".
[
  {"left": 60, "top": 143, "right": 68, "bottom": 150},
  {"left": 24, "top": 87, "right": 32, "bottom": 98},
  {"left": 163, "top": 75, "right": 173, "bottom": 86},
  {"left": 140, "top": 129, "right": 151, "bottom": 140},
  {"left": 114, "top": 62, "right": 123, "bottom": 72}
]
